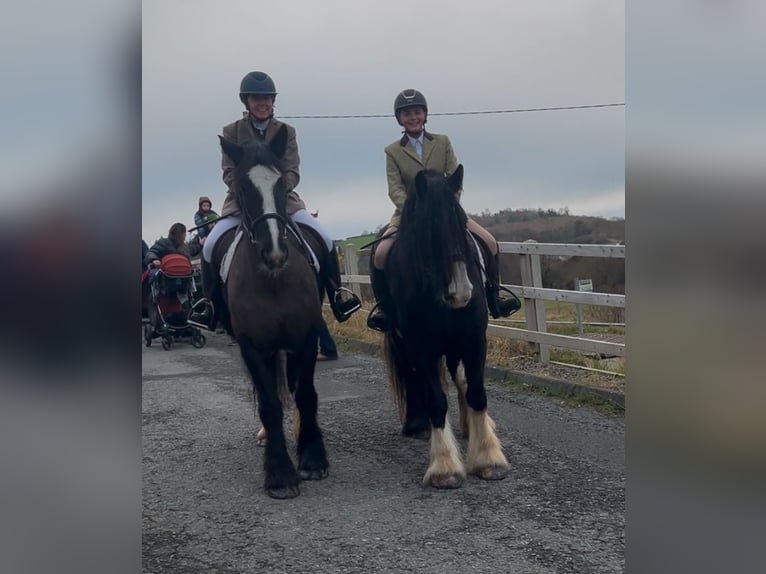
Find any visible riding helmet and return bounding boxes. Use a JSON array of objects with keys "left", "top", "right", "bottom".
[
  {"left": 239, "top": 71, "right": 278, "bottom": 103},
  {"left": 394, "top": 89, "right": 428, "bottom": 117}
]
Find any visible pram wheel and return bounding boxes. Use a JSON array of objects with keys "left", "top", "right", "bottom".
[
  {"left": 161, "top": 335, "right": 172, "bottom": 351},
  {"left": 144, "top": 324, "right": 152, "bottom": 347},
  {"left": 191, "top": 331, "right": 206, "bottom": 349}
]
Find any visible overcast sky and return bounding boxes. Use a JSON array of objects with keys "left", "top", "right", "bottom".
[{"left": 142, "top": 0, "right": 624, "bottom": 242}]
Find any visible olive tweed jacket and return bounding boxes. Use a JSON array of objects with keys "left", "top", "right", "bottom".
[{"left": 384, "top": 131, "right": 459, "bottom": 228}]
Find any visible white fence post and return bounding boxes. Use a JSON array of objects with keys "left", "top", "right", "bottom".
[
  {"left": 518, "top": 239, "right": 550, "bottom": 363},
  {"left": 343, "top": 244, "right": 362, "bottom": 300}
]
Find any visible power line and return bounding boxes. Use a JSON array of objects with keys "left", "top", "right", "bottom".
[{"left": 280, "top": 102, "right": 625, "bottom": 119}]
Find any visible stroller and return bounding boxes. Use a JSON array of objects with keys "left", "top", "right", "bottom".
[{"left": 143, "top": 253, "right": 206, "bottom": 350}]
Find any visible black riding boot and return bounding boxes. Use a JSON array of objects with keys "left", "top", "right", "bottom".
[
  {"left": 322, "top": 247, "right": 362, "bottom": 323},
  {"left": 485, "top": 252, "right": 521, "bottom": 318},
  {"left": 189, "top": 259, "right": 223, "bottom": 331},
  {"left": 366, "top": 267, "right": 391, "bottom": 332}
]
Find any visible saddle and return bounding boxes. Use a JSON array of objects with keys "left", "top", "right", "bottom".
[{"left": 211, "top": 222, "right": 322, "bottom": 285}]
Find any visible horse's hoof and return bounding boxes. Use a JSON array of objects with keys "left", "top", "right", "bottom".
[
  {"left": 256, "top": 427, "right": 267, "bottom": 447},
  {"left": 428, "top": 473, "right": 464, "bottom": 489},
  {"left": 266, "top": 485, "right": 301, "bottom": 499},
  {"left": 473, "top": 464, "right": 510, "bottom": 481},
  {"left": 298, "top": 468, "right": 329, "bottom": 481}
]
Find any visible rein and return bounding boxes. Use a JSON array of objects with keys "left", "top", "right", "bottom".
[{"left": 240, "top": 208, "right": 316, "bottom": 268}]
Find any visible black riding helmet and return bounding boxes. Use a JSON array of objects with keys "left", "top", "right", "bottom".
[
  {"left": 239, "top": 71, "right": 278, "bottom": 104},
  {"left": 394, "top": 89, "right": 428, "bottom": 125}
]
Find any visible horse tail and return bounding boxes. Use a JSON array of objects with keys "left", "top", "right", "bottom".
[
  {"left": 383, "top": 334, "right": 407, "bottom": 423},
  {"left": 277, "top": 350, "right": 294, "bottom": 408}
]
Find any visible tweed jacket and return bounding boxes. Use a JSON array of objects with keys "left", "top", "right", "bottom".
[
  {"left": 384, "top": 131, "right": 459, "bottom": 228},
  {"left": 220, "top": 114, "right": 305, "bottom": 217}
]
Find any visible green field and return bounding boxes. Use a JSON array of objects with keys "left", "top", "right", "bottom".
[{"left": 336, "top": 234, "right": 377, "bottom": 250}]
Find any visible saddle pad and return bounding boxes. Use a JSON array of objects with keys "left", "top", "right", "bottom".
[
  {"left": 292, "top": 223, "right": 321, "bottom": 274},
  {"left": 468, "top": 232, "right": 487, "bottom": 285},
  {"left": 218, "top": 227, "right": 320, "bottom": 283},
  {"left": 219, "top": 230, "right": 243, "bottom": 283}
]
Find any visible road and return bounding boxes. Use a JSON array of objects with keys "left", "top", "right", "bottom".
[{"left": 143, "top": 334, "right": 624, "bottom": 574}]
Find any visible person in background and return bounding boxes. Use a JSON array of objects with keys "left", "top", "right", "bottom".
[
  {"left": 316, "top": 316, "right": 338, "bottom": 361},
  {"left": 144, "top": 223, "right": 189, "bottom": 268},
  {"left": 142, "top": 239, "right": 149, "bottom": 273},
  {"left": 193, "top": 196, "right": 219, "bottom": 246}
]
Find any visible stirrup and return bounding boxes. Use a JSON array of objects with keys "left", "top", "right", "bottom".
[
  {"left": 366, "top": 302, "right": 389, "bottom": 332},
  {"left": 493, "top": 287, "right": 522, "bottom": 317},
  {"left": 331, "top": 287, "right": 361, "bottom": 322},
  {"left": 188, "top": 298, "right": 215, "bottom": 331}
]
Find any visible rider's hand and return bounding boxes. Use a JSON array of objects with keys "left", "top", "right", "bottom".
[
  {"left": 200, "top": 236, "right": 207, "bottom": 245},
  {"left": 152, "top": 259, "right": 161, "bottom": 268}
]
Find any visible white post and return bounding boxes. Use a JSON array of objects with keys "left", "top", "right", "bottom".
[
  {"left": 518, "top": 240, "right": 549, "bottom": 363},
  {"left": 343, "top": 244, "right": 362, "bottom": 300},
  {"left": 574, "top": 277, "right": 584, "bottom": 336}
]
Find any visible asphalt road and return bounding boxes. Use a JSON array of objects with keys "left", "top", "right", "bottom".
[{"left": 143, "top": 334, "right": 624, "bottom": 574}]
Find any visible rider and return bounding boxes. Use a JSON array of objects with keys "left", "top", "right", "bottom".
[
  {"left": 367, "top": 89, "right": 520, "bottom": 332},
  {"left": 193, "top": 71, "right": 361, "bottom": 331}
]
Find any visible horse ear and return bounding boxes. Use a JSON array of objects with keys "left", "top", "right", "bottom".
[
  {"left": 219, "top": 135, "right": 243, "bottom": 166},
  {"left": 270, "top": 124, "right": 288, "bottom": 159},
  {"left": 414, "top": 170, "right": 427, "bottom": 197},
  {"left": 449, "top": 164, "right": 464, "bottom": 191}
]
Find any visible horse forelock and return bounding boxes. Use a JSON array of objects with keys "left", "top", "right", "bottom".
[{"left": 398, "top": 173, "right": 471, "bottom": 294}]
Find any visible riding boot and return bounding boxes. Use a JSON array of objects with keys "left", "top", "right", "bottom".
[
  {"left": 366, "top": 267, "right": 391, "bottom": 332},
  {"left": 485, "top": 252, "right": 521, "bottom": 318},
  {"left": 321, "top": 247, "right": 362, "bottom": 323},
  {"left": 189, "top": 259, "right": 221, "bottom": 331}
]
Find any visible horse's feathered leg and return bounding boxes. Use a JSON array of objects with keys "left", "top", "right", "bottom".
[
  {"left": 287, "top": 330, "right": 329, "bottom": 481},
  {"left": 446, "top": 358, "right": 470, "bottom": 438},
  {"left": 461, "top": 336, "right": 509, "bottom": 480},
  {"left": 238, "top": 334, "right": 301, "bottom": 499},
  {"left": 418, "top": 356, "right": 464, "bottom": 489}
]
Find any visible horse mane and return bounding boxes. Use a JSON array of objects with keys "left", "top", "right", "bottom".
[{"left": 396, "top": 169, "right": 470, "bottom": 294}]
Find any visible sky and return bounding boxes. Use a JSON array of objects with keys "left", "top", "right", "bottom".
[{"left": 142, "top": 0, "right": 624, "bottom": 242}]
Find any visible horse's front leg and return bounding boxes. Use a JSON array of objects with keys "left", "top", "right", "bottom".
[
  {"left": 287, "top": 330, "right": 329, "bottom": 481},
  {"left": 392, "top": 332, "right": 431, "bottom": 439},
  {"left": 238, "top": 335, "right": 301, "bottom": 499},
  {"left": 421, "top": 359, "right": 465, "bottom": 489},
  {"left": 462, "top": 338, "right": 510, "bottom": 480}
]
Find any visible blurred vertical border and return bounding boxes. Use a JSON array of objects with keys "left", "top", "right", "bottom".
[
  {"left": 627, "top": 0, "right": 766, "bottom": 572},
  {"left": 0, "top": 1, "right": 141, "bottom": 573}
]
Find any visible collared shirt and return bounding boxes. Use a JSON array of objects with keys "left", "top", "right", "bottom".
[
  {"left": 251, "top": 118, "right": 270, "bottom": 137},
  {"left": 407, "top": 133, "right": 424, "bottom": 158}
]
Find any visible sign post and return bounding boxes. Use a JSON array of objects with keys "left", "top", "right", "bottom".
[{"left": 575, "top": 278, "right": 592, "bottom": 335}]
